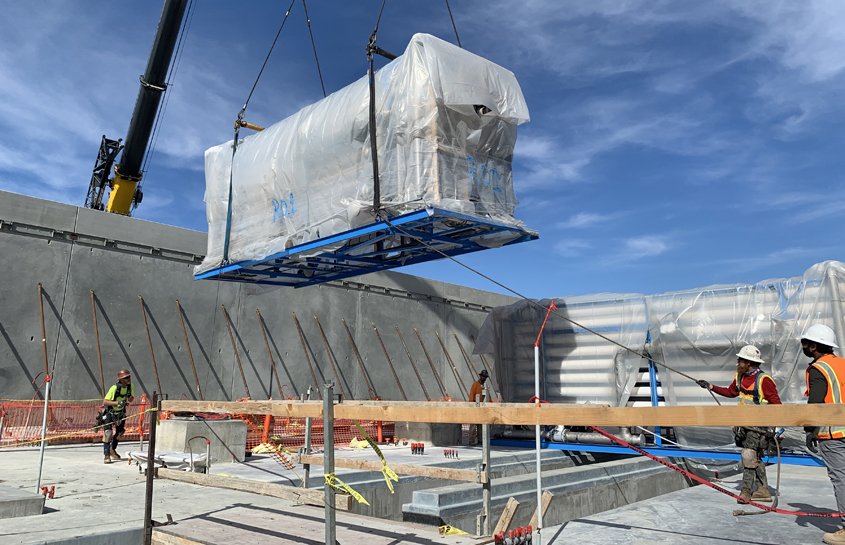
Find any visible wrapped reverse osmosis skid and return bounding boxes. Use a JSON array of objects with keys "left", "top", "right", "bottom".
[{"left": 197, "top": 33, "right": 530, "bottom": 274}]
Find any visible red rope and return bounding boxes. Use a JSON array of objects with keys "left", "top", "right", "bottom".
[{"left": 587, "top": 425, "right": 844, "bottom": 518}]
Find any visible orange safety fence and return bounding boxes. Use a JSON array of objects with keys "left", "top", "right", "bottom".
[
  {"left": 200, "top": 412, "right": 395, "bottom": 451},
  {"left": 0, "top": 397, "right": 151, "bottom": 448}
]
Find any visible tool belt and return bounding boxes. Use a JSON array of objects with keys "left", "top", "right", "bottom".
[{"left": 733, "top": 426, "right": 778, "bottom": 453}]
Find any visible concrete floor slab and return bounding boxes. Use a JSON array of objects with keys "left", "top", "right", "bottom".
[{"left": 544, "top": 465, "right": 840, "bottom": 545}]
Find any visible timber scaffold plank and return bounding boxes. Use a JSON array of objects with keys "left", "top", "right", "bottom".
[{"left": 162, "top": 399, "right": 845, "bottom": 427}]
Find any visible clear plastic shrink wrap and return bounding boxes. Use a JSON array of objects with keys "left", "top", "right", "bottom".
[{"left": 197, "top": 33, "right": 530, "bottom": 274}]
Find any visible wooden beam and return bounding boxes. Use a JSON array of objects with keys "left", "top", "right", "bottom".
[
  {"left": 298, "top": 454, "right": 487, "bottom": 483},
  {"left": 493, "top": 497, "right": 520, "bottom": 536},
  {"left": 162, "top": 399, "right": 845, "bottom": 427},
  {"left": 529, "top": 490, "right": 553, "bottom": 528},
  {"left": 155, "top": 468, "right": 352, "bottom": 511}
]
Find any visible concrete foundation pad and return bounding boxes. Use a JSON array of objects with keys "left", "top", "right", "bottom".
[
  {"left": 0, "top": 485, "right": 44, "bottom": 519},
  {"left": 395, "top": 422, "right": 462, "bottom": 445},
  {"left": 157, "top": 418, "right": 247, "bottom": 463}
]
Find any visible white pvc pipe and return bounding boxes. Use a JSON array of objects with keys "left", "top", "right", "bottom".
[
  {"left": 35, "top": 377, "right": 51, "bottom": 493},
  {"left": 534, "top": 345, "right": 543, "bottom": 545}
]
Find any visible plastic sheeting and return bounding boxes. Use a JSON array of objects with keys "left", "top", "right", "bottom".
[
  {"left": 197, "top": 33, "right": 529, "bottom": 273},
  {"left": 475, "top": 260, "right": 845, "bottom": 453}
]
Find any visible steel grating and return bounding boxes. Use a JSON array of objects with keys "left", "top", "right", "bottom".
[{"left": 195, "top": 207, "right": 538, "bottom": 288}]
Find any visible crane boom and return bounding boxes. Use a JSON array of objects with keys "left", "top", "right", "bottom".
[{"left": 85, "top": 0, "right": 188, "bottom": 215}]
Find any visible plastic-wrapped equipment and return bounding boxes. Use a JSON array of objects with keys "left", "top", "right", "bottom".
[{"left": 197, "top": 33, "right": 530, "bottom": 274}]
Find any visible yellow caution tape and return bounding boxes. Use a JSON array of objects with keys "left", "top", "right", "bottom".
[
  {"left": 354, "top": 422, "right": 399, "bottom": 493},
  {"left": 325, "top": 473, "right": 369, "bottom": 506},
  {"left": 439, "top": 525, "right": 469, "bottom": 536}
]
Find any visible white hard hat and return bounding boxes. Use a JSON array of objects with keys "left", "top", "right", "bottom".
[
  {"left": 801, "top": 324, "right": 839, "bottom": 349},
  {"left": 736, "top": 345, "right": 765, "bottom": 364}
]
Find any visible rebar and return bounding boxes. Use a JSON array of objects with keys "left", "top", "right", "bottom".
[
  {"left": 314, "top": 315, "right": 349, "bottom": 398},
  {"left": 435, "top": 331, "right": 467, "bottom": 399},
  {"left": 256, "top": 309, "right": 286, "bottom": 399},
  {"left": 139, "top": 296, "right": 163, "bottom": 394},
  {"left": 90, "top": 290, "right": 105, "bottom": 396},
  {"left": 396, "top": 327, "right": 430, "bottom": 400},
  {"left": 292, "top": 312, "right": 322, "bottom": 399},
  {"left": 221, "top": 304, "right": 251, "bottom": 398},
  {"left": 176, "top": 300, "right": 203, "bottom": 400},
  {"left": 414, "top": 328, "right": 448, "bottom": 397},
  {"left": 342, "top": 318, "right": 377, "bottom": 399},
  {"left": 372, "top": 324, "right": 407, "bottom": 400}
]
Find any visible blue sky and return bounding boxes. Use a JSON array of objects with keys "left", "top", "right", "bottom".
[{"left": 1, "top": 1, "right": 843, "bottom": 299}]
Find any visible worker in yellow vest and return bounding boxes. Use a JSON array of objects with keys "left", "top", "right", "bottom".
[
  {"left": 697, "top": 344, "right": 780, "bottom": 503},
  {"left": 803, "top": 324, "right": 845, "bottom": 545}
]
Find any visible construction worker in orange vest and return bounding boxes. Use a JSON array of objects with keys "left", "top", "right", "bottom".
[
  {"left": 802, "top": 324, "right": 845, "bottom": 545},
  {"left": 696, "top": 344, "right": 780, "bottom": 503},
  {"left": 468, "top": 369, "right": 489, "bottom": 445}
]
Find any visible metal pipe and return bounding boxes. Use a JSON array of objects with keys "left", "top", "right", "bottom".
[
  {"left": 35, "top": 374, "right": 51, "bottom": 493},
  {"left": 256, "top": 309, "right": 285, "bottom": 399},
  {"left": 435, "top": 331, "right": 468, "bottom": 399},
  {"left": 221, "top": 305, "right": 250, "bottom": 398},
  {"left": 342, "top": 319, "right": 377, "bottom": 399},
  {"left": 302, "top": 387, "right": 313, "bottom": 488},
  {"left": 323, "top": 383, "right": 336, "bottom": 545},
  {"left": 372, "top": 324, "right": 408, "bottom": 400},
  {"left": 139, "top": 296, "right": 162, "bottom": 394},
  {"left": 176, "top": 300, "right": 203, "bottom": 400},
  {"left": 91, "top": 290, "right": 105, "bottom": 396},
  {"left": 414, "top": 328, "right": 448, "bottom": 398},
  {"left": 481, "top": 396, "right": 491, "bottom": 536},
  {"left": 314, "top": 315, "right": 348, "bottom": 398},
  {"left": 550, "top": 426, "right": 646, "bottom": 446},
  {"left": 37, "top": 284, "right": 49, "bottom": 379},
  {"left": 397, "top": 327, "right": 430, "bottom": 401},
  {"left": 534, "top": 345, "right": 543, "bottom": 545},
  {"left": 292, "top": 312, "right": 322, "bottom": 399},
  {"left": 143, "top": 392, "right": 159, "bottom": 545}
]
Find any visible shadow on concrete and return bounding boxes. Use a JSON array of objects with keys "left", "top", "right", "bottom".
[
  {"left": 790, "top": 503, "right": 842, "bottom": 532},
  {"left": 257, "top": 310, "right": 301, "bottom": 398},
  {"left": 95, "top": 297, "right": 148, "bottom": 398},
  {"left": 566, "top": 518, "right": 780, "bottom": 545},
  {"left": 0, "top": 320, "right": 42, "bottom": 400},
  {"left": 43, "top": 290, "right": 99, "bottom": 397},
  {"left": 181, "top": 305, "right": 228, "bottom": 401},
  {"left": 141, "top": 298, "right": 196, "bottom": 399}
]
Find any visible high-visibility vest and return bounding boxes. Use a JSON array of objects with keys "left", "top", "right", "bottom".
[
  {"left": 735, "top": 371, "right": 772, "bottom": 405},
  {"left": 805, "top": 354, "right": 845, "bottom": 440}
]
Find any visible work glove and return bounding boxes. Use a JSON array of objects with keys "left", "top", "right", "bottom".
[
  {"left": 695, "top": 379, "right": 710, "bottom": 390},
  {"left": 806, "top": 432, "right": 819, "bottom": 454}
]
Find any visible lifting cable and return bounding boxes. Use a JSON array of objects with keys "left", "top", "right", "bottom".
[
  {"left": 444, "top": 0, "right": 462, "bottom": 48},
  {"left": 589, "top": 425, "right": 842, "bottom": 518},
  {"left": 222, "top": 0, "right": 297, "bottom": 264},
  {"left": 137, "top": 0, "right": 197, "bottom": 211},
  {"left": 301, "top": 0, "right": 326, "bottom": 98}
]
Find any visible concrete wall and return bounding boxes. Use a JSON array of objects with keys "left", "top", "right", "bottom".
[{"left": 0, "top": 190, "right": 514, "bottom": 402}]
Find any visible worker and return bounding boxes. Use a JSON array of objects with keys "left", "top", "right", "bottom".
[
  {"left": 101, "top": 369, "right": 135, "bottom": 464},
  {"left": 468, "top": 369, "right": 489, "bottom": 445},
  {"left": 469, "top": 369, "right": 489, "bottom": 403},
  {"left": 802, "top": 324, "right": 845, "bottom": 545},
  {"left": 696, "top": 344, "right": 780, "bottom": 503}
]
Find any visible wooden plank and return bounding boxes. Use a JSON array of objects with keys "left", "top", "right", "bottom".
[
  {"left": 162, "top": 399, "right": 845, "bottom": 427},
  {"left": 298, "top": 454, "right": 487, "bottom": 483},
  {"left": 493, "top": 497, "right": 520, "bottom": 536},
  {"left": 529, "top": 490, "right": 553, "bottom": 528},
  {"left": 156, "top": 468, "right": 352, "bottom": 511}
]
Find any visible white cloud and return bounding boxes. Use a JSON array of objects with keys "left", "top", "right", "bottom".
[
  {"left": 553, "top": 239, "right": 591, "bottom": 257},
  {"left": 556, "top": 212, "right": 613, "bottom": 229},
  {"left": 622, "top": 235, "right": 670, "bottom": 259}
]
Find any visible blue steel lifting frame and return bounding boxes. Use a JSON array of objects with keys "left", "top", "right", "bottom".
[{"left": 195, "top": 207, "right": 538, "bottom": 288}]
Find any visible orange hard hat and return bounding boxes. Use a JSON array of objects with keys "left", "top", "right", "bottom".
[{"left": 117, "top": 369, "right": 131, "bottom": 379}]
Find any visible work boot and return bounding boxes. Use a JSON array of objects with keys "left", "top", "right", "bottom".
[
  {"left": 823, "top": 527, "right": 845, "bottom": 545},
  {"left": 103, "top": 456, "right": 112, "bottom": 464},
  {"left": 109, "top": 448, "right": 122, "bottom": 461},
  {"left": 737, "top": 488, "right": 752, "bottom": 504},
  {"left": 751, "top": 488, "right": 773, "bottom": 502}
]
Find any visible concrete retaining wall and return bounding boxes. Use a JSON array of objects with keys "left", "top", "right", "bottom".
[{"left": 0, "top": 191, "right": 514, "bottom": 402}]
